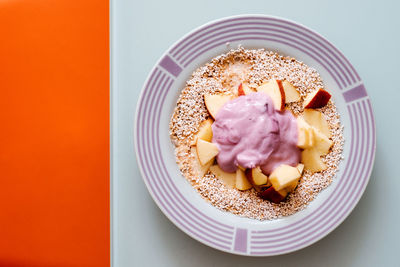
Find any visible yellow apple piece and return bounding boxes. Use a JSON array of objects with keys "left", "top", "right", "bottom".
[
  {"left": 204, "top": 94, "right": 233, "bottom": 119},
  {"left": 196, "top": 139, "right": 219, "bottom": 166},
  {"left": 304, "top": 88, "right": 331, "bottom": 108},
  {"left": 282, "top": 80, "right": 300, "bottom": 103},
  {"left": 303, "top": 109, "right": 330, "bottom": 138},
  {"left": 191, "top": 147, "right": 213, "bottom": 177},
  {"left": 190, "top": 118, "right": 213, "bottom": 145},
  {"left": 296, "top": 163, "right": 305, "bottom": 174},
  {"left": 256, "top": 79, "right": 285, "bottom": 110},
  {"left": 236, "top": 169, "right": 252, "bottom": 191},
  {"left": 301, "top": 148, "right": 327, "bottom": 172},
  {"left": 269, "top": 164, "right": 301, "bottom": 191},
  {"left": 312, "top": 128, "right": 333, "bottom": 155},
  {"left": 246, "top": 167, "right": 269, "bottom": 186},
  {"left": 209, "top": 165, "right": 236, "bottom": 188},
  {"left": 297, "top": 116, "right": 314, "bottom": 149}
]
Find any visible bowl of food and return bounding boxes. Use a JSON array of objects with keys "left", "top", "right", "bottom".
[{"left": 134, "top": 14, "right": 376, "bottom": 256}]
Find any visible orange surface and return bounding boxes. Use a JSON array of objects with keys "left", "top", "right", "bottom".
[{"left": 0, "top": 1, "right": 109, "bottom": 266}]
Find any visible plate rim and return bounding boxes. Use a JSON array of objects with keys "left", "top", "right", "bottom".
[{"left": 134, "top": 14, "right": 376, "bottom": 256}]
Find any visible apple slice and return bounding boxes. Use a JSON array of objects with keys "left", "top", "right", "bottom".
[
  {"left": 209, "top": 165, "right": 236, "bottom": 188},
  {"left": 296, "top": 163, "right": 305, "bottom": 174},
  {"left": 297, "top": 116, "right": 315, "bottom": 149},
  {"left": 190, "top": 118, "right": 213, "bottom": 145},
  {"left": 191, "top": 147, "right": 213, "bottom": 177},
  {"left": 196, "top": 139, "right": 219, "bottom": 166},
  {"left": 301, "top": 148, "right": 327, "bottom": 172},
  {"left": 282, "top": 80, "right": 300, "bottom": 103},
  {"left": 204, "top": 94, "right": 233, "bottom": 119},
  {"left": 236, "top": 169, "right": 252, "bottom": 191},
  {"left": 256, "top": 79, "right": 285, "bottom": 110},
  {"left": 259, "top": 186, "right": 286, "bottom": 203},
  {"left": 237, "top": 83, "right": 254, "bottom": 96},
  {"left": 312, "top": 128, "right": 333, "bottom": 155},
  {"left": 245, "top": 167, "right": 269, "bottom": 186},
  {"left": 269, "top": 164, "right": 301, "bottom": 191},
  {"left": 303, "top": 109, "right": 330, "bottom": 138},
  {"left": 304, "top": 88, "right": 331, "bottom": 108}
]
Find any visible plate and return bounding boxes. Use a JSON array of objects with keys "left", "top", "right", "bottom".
[{"left": 134, "top": 15, "right": 376, "bottom": 256}]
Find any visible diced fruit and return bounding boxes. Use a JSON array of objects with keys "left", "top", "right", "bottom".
[
  {"left": 190, "top": 118, "right": 213, "bottom": 145},
  {"left": 245, "top": 167, "right": 269, "bottom": 186},
  {"left": 304, "top": 88, "right": 331, "bottom": 109},
  {"left": 209, "top": 165, "right": 236, "bottom": 188},
  {"left": 301, "top": 148, "right": 327, "bottom": 172},
  {"left": 259, "top": 186, "right": 286, "bottom": 203},
  {"left": 256, "top": 79, "right": 285, "bottom": 110},
  {"left": 269, "top": 164, "right": 301, "bottom": 191},
  {"left": 196, "top": 139, "right": 219, "bottom": 165},
  {"left": 303, "top": 109, "right": 330, "bottom": 138},
  {"left": 282, "top": 80, "right": 300, "bottom": 103},
  {"left": 237, "top": 83, "right": 245, "bottom": 96},
  {"left": 237, "top": 165, "right": 246, "bottom": 171},
  {"left": 204, "top": 94, "right": 233, "bottom": 119},
  {"left": 191, "top": 147, "right": 213, "bottom": 177},
  {"left": 296, "top": 163, "right": 305, "bottom": 174},
  {"left": 297, "top": 116, "right": 314, "bottom": 149},
  {"left": 235, "top": 169, "right": 252, "bottom": 191},
  {"left": 281, "top": 179, "right": 299, "bottom": 194},
  {"left": 312, "top": 128, "right": 333, "bottom": 155}
]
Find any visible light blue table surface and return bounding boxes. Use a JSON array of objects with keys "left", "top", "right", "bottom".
[{"left": 112, "top": 0, "right": 400, "bottom": 266}]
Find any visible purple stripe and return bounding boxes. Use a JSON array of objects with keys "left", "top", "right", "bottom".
[
  {"left": 343, "top": 84, "right": 367, "bottom": 103},
  {"left": 233, "top": 228, "right": 248, "bottom": 253},
  {"left": 138, "top": 74, "right": 231, "bottom": 250},
  {"left": 251, "top": 104, "right": 357, "bottom": 239},
  {"left": 172, "top": 17, "right": 357, "bottom": 84},
  {"left": 176, "top": 22, "right": 351, "bottom": 87},
  {"left": 150, "top": 79, "right": 234, "bottom": 239},
  {"left": 251, "top": 104, "right": 369, "bottom": 252},
  {"left": 159, "top": 55, "right": 182, "bottom": 77},
  {"left": 183, "top": 35, "right": 343, "bottom": 90}
]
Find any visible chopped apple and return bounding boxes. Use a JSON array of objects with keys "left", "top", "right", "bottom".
[
  {"left": 297, "top": 116, "right": 314, "bottom": 149},
  {"left": 259, "top": 186, "right": 286, "bottom": 203},
  {"left": 204, "top": 94, "right": 233, "bottom": 119},
  {"left": 245, "top": 167, "right": 269, "bottom": 186},
  {"left": 304, "top": 88, "right": 331, "bottom": 109},
  {"left": 256, "top": 79, "right": 285, "bottom": 110},
  {"left": 196, "top": 139, "right": 219, "bottom": 166},
  {"left": 282, "top": 80, "right": 300, "bottom": 103},
  {"left": 190, "top": 118, "right": 213, "bottom": 145},
  {"left": 237, "top": 83, "right": 245, "bottom": 96},
  {"left": 209, "top": 165, "right": 236, "bottom": 188},
  {"left": 301, "top": 148, "right": 327, "bottom": 172},
  {"left": 191, "top": 147, "right": 213, "bottom": 177},
  {"left": 312, "top": 128, "right": 333, "bottom": 155},
  {"left": 303, "top": 109, "right": 330, "bottom": 138},
  {"left": 236, "top": 169, "right": 252, "bottom": 190},
  {"left": 296, "top": 163, "right": 305, "bottom": 174},
  {"left": 269, "top": 164, "right": 301, "bottom": 191}
]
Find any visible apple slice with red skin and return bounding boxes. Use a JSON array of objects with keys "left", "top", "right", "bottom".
[
  {"left": 282, "top": 80, "right": 301, "bottom": 103},
  {"left": 238, "top": 83, "right": 245, "bottom": 96},
  {"left": 304, "top": 88, "right": 331, "bottom": 108},
  {"left": 237, "top": 83, "right": 254, "bottom": 96},
  {"left": 258, "top": 186, "right": 287, "bottom": 203},
  {"left": 256, "top": 79, "right": 285, "bottom": 111},
  {"left": 245, "top": 167, "right": 269, "bottom": 186},
  {"left": 204, "top": 94, "right": 233, "bottom": 119}
]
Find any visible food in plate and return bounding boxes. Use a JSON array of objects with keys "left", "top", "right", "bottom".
[{"left": 169, "top": 47, "right": 343, "bottom": 220}]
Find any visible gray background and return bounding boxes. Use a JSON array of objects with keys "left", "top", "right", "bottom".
[{"left": 112, "top": 0, "right": 400, "bottom": 266}]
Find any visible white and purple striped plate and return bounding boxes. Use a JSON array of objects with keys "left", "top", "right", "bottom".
[{"left": 134, "top": 15, "right": 376, "bottom": 256}]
